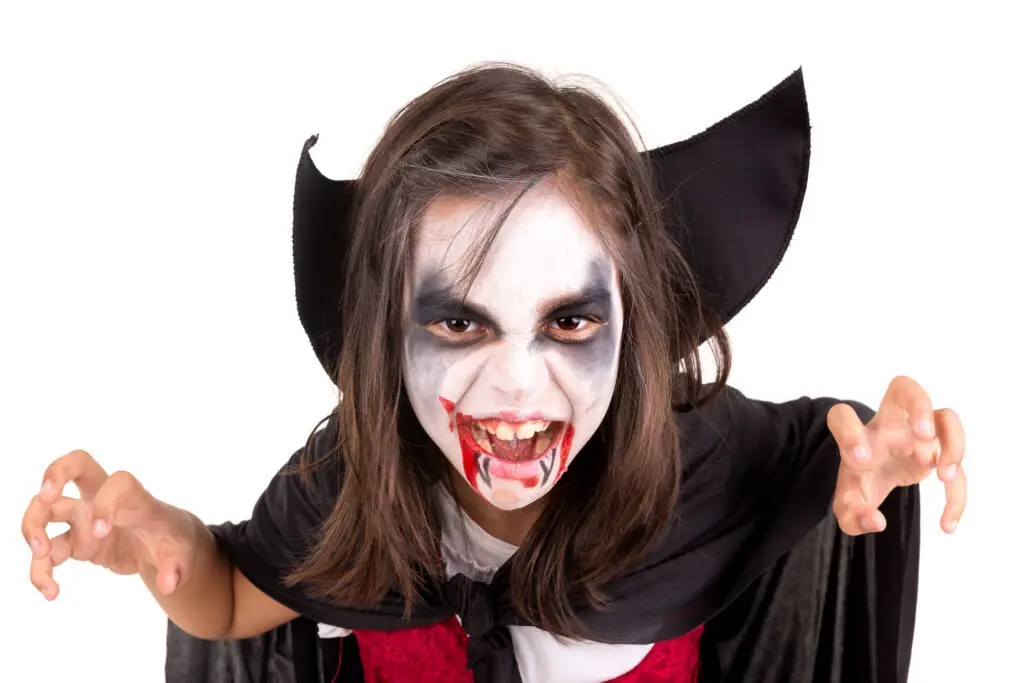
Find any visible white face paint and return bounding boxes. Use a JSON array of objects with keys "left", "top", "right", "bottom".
[{"left": 401, "top": 180, "right": 624, "bottom": 510}]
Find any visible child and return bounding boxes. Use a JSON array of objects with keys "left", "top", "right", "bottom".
[{"left": 24, "top": 63, "right": 966, "bottom": 683}]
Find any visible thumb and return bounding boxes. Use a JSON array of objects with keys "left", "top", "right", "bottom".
[
  {"left": 155, "top": 561, "right": 181, "bottom": 595},
  {"left": 833, "top": 473, "right": 888, "bottom": 536},
  {"left": 835, "top": 498, "right": 888, "bottom": 536}
]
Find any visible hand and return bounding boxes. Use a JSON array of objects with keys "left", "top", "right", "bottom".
[
  {"left": 22, "top": 449, "right": 197, "bottom": 600},
  {"left": 828, "top": 375, "right": 967, "bottom": 536}
]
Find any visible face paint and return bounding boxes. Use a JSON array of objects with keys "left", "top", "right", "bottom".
[
  {"left": 438, "top": 395, "right": 577, "bottom": 492},
  {"left": 401, "top": 181, "right": 624, "bottom": 511}
]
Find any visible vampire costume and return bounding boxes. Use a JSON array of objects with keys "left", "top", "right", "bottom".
[{"left": 165, "top": 68, "right": 920, "bottom": 683}]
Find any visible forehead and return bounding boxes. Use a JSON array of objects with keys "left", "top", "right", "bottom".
[{"left": 411, "top": 181, "right": 616, "bottom": 311}]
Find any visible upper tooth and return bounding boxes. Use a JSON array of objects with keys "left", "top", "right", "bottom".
[
  {"left": 495, "top": 423, "right": 515, "bottom": 441},
  {"left": 478, "top": 419, "right": 552, "bottom": 441},
  {"left": 515, "top": 422, "right": 541, "bottom": 439}
]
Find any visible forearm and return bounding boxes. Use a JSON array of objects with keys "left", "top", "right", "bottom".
[{"left": 138, "top": 510, "right": 235, "bottom": 640}]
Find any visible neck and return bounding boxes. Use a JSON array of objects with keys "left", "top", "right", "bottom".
[{"left": 447, "top": 469, "right": 545, "bottom": 546}]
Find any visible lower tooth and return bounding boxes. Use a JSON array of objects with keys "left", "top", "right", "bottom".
[{"left": 534, "top": 435, "right": 552, "bottom": 455}]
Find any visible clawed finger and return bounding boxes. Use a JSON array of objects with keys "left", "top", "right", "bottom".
[
  {"left": 934, "top": 408, "right": 966, "bottom": 483},
  {"left": 49, "top": 529, "right": 73, "bottom": 567},
  {"left": 828, "top": 403, "right": 872, "bottom": 469},
  {"left": 941, "top": 465, "right": 967, "bottom": 533},
  {"left": 835, "top": 499, "right": 888, "bottom": 536},
  {"left": 40, "top": 449, "right": 108, "bottom": 503},
  {"left": 883, "top": 375, "right": 936, "bottom": 441},
  {"left": 28, "top": 528, "right": 74, "bottom": 600},
  {"left": 91, "top": 470, "right": 149, "bottom": 536},
  {"left": 29, "top": 553, "right": 58, "bottom": 600},
  {"left": 22, "top": 495, "right": 78, "bottom": 559}
]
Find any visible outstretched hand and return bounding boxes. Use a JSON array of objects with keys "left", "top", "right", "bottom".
[
  {"left": 22, "top": 450, "right": 196, "bottom": 600},
  {"left": 828, "top": 375, "right": 966, "bottom": 536}
]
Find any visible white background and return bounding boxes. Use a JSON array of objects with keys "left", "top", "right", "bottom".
[{"left": 2, "top": 2, "right": 1020, "bottom": 681}]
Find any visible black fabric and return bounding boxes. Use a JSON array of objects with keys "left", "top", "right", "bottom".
[
  {"left": 316, "top": 634, "right": 365, "bottom": 683},
  {"left": 190, "top": 385, "right": 919, "bottom": 683},
  {"left": 698, "top": 483, "right": 920, "bottom": 683},
  {"left": 293, "top": 69, "right": 810, "bottom": 381},
  {"left": 168, "top": 483, "right": 919, "bottom": 683},
  {"left": 646, "top": 69, "right": 809, "bottom": 329},
  {"left": 165, "top": 614, "right": 324, "bottom": 683}
]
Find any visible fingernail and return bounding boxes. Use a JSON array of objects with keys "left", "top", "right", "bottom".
[
  {"left": 917, "top": 419, "right": 935, "bottom": 439},
  {"left": 853, "top": 445, "right": 869, "bottom": 462},
  {"left": 861, "top": 515, "right": 879, "bottom": 532},
  {"left": 30, "top": 538, "right": 41, "bottom": 553},
  {"left": 942, "top": 464, "right": 957, "bottom": 481},
  {"left": 947, "top": 519, "right": 958, "bottom": 533},
  {"left": 93, "top": 519, "right": 108, "bottom": 536},
  {"left": 40, "top": 480, "right": 53, "bottom": 496}
]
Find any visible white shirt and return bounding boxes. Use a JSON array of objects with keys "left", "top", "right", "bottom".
[{"left": 318, "top": 485, "right": 653, "bottom": 683}]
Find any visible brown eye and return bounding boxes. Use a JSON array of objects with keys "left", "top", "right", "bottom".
[
  {"left": 425, "top": 318, "right": 487, "bottom": 343},
  {"left": 444, "top": 319, "right": 475, "bottom": 333},
  {"left": 546, "top": 316, "right": 602, "bottom": 342},
  {"left": 555, "top": 317, "right": 584, "bottom": 331}
]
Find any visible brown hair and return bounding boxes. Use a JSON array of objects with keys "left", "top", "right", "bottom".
[{"left": 285, "top": 61, "right": 731, "bottom": 637}]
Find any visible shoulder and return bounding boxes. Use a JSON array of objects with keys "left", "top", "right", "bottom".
[
  {"left": 211, "top": 410, "right": 345, "bottom": 570},
  {"left": 674, "top": 383, "right": 875, "bottom": 471},
  {"left": 670, "top": 384, "right": 874, "bottom": 528},
  {"left": 271, "top": 410, "right": 346, "bottom": 513}
]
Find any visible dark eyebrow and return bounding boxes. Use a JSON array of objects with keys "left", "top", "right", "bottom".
[
  {"left": 410, "top": 266, "right": 613, "bottom": 329},
  {"left": 540, "top": 284, "right": 612, "bottom": 320},
  {"left": 410, "top": 285, "right": 502, "bottom": 330}
]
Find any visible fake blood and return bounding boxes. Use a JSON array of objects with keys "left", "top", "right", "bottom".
[
  {"left": 557, "top": 423, "right": 575, "bottom": 481},
  {"left": 439, "top": 395, "right": 481, "bottom": 492},
  {"left": 438, "top": 395, "right": 575, "bottom": 492}
]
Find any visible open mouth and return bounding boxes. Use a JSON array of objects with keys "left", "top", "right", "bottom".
[
  {"left": 439, "top": 397, "right": 574, "bottom": 491},
  {"left": 465, "top": 417, "right": 565, "bottom": 489}
]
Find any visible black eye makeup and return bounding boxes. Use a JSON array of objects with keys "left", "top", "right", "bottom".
[{"left": 411, "top": 265, "right": 614, "bottom": 346}]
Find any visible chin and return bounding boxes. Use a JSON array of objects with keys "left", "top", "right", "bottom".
[
  {"left": 434, "top": 394, "right": 579, "bottom": 508},
  {"left": 475, "top": 480, "right": 549, "bottom": 511}
]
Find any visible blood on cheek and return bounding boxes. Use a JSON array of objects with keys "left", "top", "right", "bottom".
[{"left": 439, "top": 396, "right": 481, "bottom": 492}]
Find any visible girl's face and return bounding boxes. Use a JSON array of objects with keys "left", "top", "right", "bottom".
[{"left": 401, "top": 180, "right": 624, "bottom": 511}]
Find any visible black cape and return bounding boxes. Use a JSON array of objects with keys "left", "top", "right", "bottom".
[{"left": 165, "top": 385, "right": 919, "bottom": 682}]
